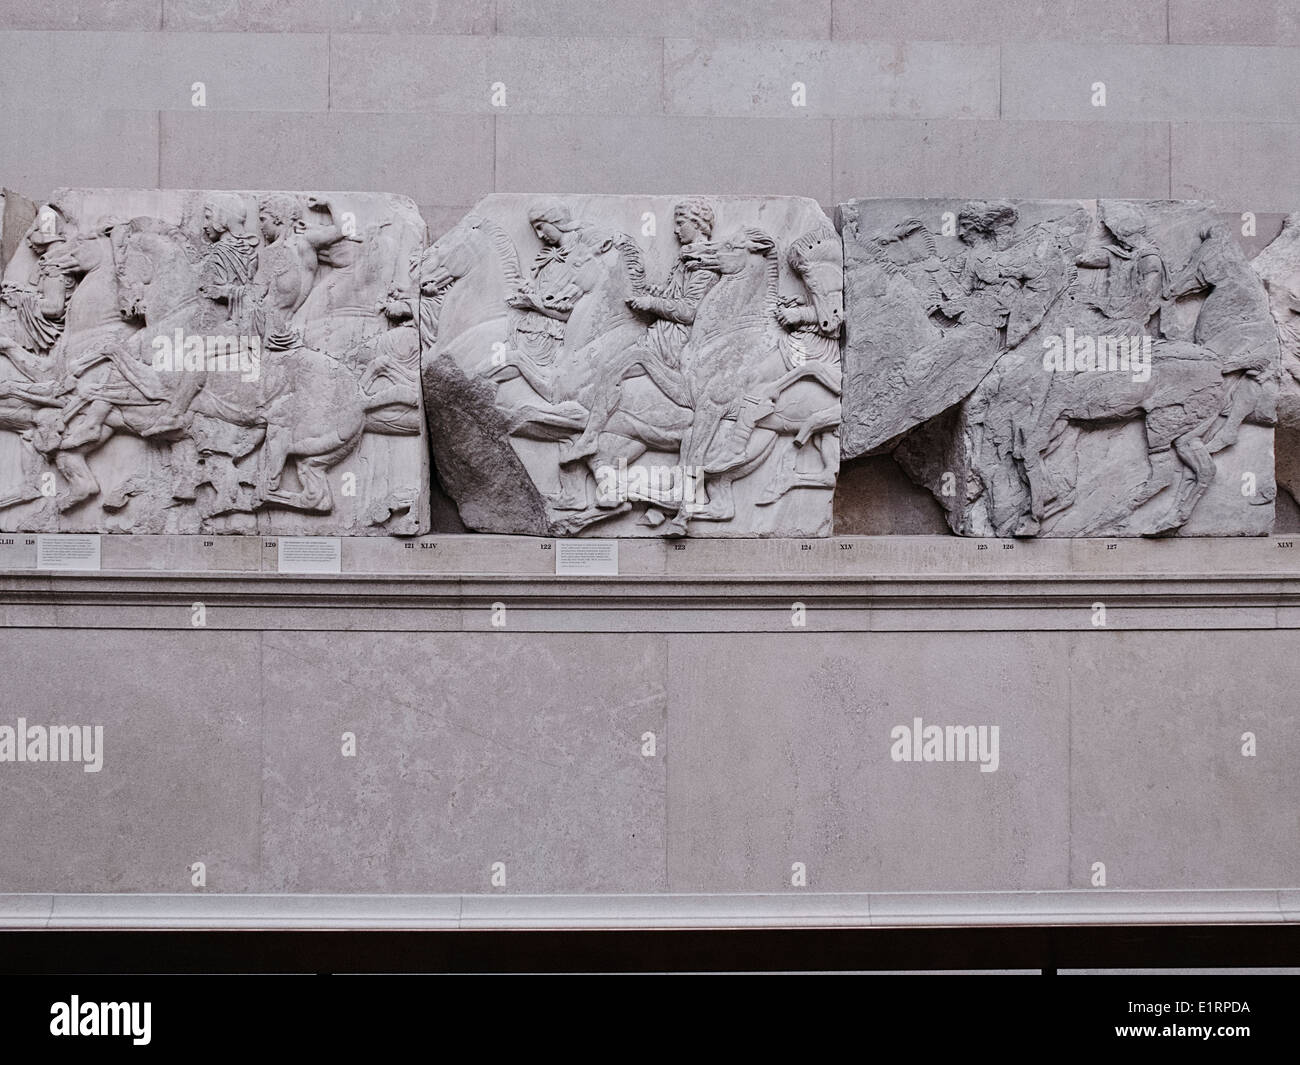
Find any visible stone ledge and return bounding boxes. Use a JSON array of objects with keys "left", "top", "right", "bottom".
[
  {"left": 0, "top": 889, "right": 1290, "bottom": 930},
  {"left": 2, "top": 533, "right": 1298, "bottom": 577},
  {"left": 3, "top": 566, "right": 1300, "bottom": 631}
]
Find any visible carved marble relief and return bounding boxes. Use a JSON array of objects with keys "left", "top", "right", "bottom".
[
  {"left": 1251, "top": 212, "right": 1300, "bottom": 508},
  {"left": 0, "top": 188, "right": 429, "bottom": 534},
  {"left": 840, "top": 199, "right": 1281, "bottom": 537},
  {"left": 417, "top": 194, "right": 843, "bottom": 537}
]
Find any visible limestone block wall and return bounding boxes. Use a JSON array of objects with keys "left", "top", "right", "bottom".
[{"left": 1, "top": 538, "right": 1297, "bottom": 898}]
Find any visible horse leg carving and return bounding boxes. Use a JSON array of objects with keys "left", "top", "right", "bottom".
[
  {"left": 53, "top": 450, "right": 100, "bottom": 512},
  {"left": 1079, "top": 448, "right": 1179, "bottom": 534},
  {"left": 258, "top": 425, "right": 292, "bottom": 497},
  {"left": 699, "top": 428, "right": 779, "bottom": 519},
  {"left": 661, "top": 403, "right": 728, "bottom": 534},
  {"left": 1148, "top": 432, "right": 1216, "bottom": 536},
  {"left": 757, "top": 430, "right": 839, "bottom": 505}
]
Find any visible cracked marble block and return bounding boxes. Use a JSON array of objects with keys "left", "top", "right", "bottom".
[
  {"left": 839, "top": 198, "right": 1281, "bottom": 537},
  {"left": 0, "top": 187, "right": 430, "bottom": 534},
  {"left": 417, "top": 194, "right": 843, "bottom": 537},
  {"left": 1251, "top": 212, "right": 1300, "bottom": 508}
]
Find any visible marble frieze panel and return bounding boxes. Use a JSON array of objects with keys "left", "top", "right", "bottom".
[
  {"left": 418, "top": 194, "right": 843, "bottom": 537},
  {"left": 0, "top": 187, "right": 429, "bottom": 534},
  {"left": 839, "top": 198, "right": 1282, "bottom": 537}
]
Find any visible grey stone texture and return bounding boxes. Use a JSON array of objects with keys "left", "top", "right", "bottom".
[
  {"left": 1172, "top": 123, "right": 1300, "bottom": 214},
  {"left": 496, "top": 116, "right": 836, "bottom": 206},
  {"left": 1, "top": 546, "right": 1298, "bottom": 895},
  {"left": 1170, "top": 1, "right": 1300, "bottom": 46},
  {"left": 163, "top": 0, "right": 495, "bottom": 35},
  {"left": 667, "top": 629, "right": 1071, "bottom": 892},
  {"left": 0, "top": 31, "right": 329, "bottom": 112},
  {"left": 159, "top": 112, "right": 495, "bottom": 210},
  {"left": 830, "top": 120, "right": 1172, "bottom": 205},
  {"left": 0, "top": 627, "right": 264, "bottom": 893},
  {"left": 1069, "top": 629, "right": 1300, "bottom": 889},
  {"left": 833, "top": 0, "right": 1168, "bottom": 43},
  {"left": 260, "top": 630, "right": 666, "bottom": 893},
  {"left": 663, "top": 40, "right": 999, "bottom": 119},
  {"left": 422, "top": 193, "right": 842, "bottom": 537},
  {"left": 0, "top": 9, "right": 1293, "bottom": 225},
  {"left": 331, "top": 34, "right": 664, "bottom": 115},
  {"left": 840, "top": 197, "right": 1281, "bottom": 537},
  {"left": 0, "top": 111, "right": 161, "bottom": 195},
  {"left": 0, "top": 187, "right": 430, "bottom": 534},
  {"left": 496, "top": 0, "right": 834, "bottom": 38},
  {"left": 1003, "top": 45, "right": 1300, "bottom": 123},
  {"left": 0, "top": 1, "right": 162, "bottom": 31}
]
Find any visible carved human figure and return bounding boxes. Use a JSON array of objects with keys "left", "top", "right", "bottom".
[
  {"left": 556, "top": 198, "right": 722, "bottom": 469},
  {"left": 0, "top": 211, "right": 149, "bottom": 512},
  {"left": 626, "top": 199, "right": 721, "bottom": 370},
  {"left": 116, "top": 194, "right": 261, "bottom": 444},
  {"left": 251, "top": 193, "right": 353, "bottom": 347},
  {"left": 611, "top": 225, "right": 784, "bottom": 536},
  {"left": 1074, "top": 201, "right": 1168, "bottom": 336},
  {"left": 196, "top": 193, "right": 259, "bottom": 329},
  {"left": 493, "top": 201, "right": 648, "bottom": 516},
  {"left": 704, "top": 228, "right": 844, "bottom": 507},
  {"left": 507, "top": 200, "right": 596, "bottom": 335},
  {"left": 0, "top": 205, "right": 77, "bottom": 355}
]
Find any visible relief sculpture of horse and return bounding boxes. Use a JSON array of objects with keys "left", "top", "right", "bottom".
[{"left": 58, "top": 217, "right": 394, "bottom": 515}]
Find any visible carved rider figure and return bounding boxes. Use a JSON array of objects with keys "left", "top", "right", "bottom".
[
  {"left": 628, "top": 198, "right": 721, "bottom": 370},
  {"left": 195, "top": 193, "right": 259, "bottom": 331},
  {"left": 563, "top": 198, "right": 722, "bottom": 464},
  {"left": 1075, "top": 201, "right": 1169, "bottom": 336},
  {"left": 505, "top": 199, "right": 610, "bottom": 364},
  {"left": 0, "top": 205, "right": 77, "bottom": 355},
  {"left": 250, "top": 193, "right": 353, "bottom": 349},
  {"left": 139, "top": 194, "right": 261, "bottom": 439}
]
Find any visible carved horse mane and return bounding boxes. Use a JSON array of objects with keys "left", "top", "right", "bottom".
[
  {"left": 475, "top": 215, "right": 523, "bottom": 290},
  {"left": 109, "top": 216, "right": 202, "bottom": 266}
]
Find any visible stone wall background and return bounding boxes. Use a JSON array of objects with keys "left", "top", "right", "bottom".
[{"left": 3, "top": 0, "right": 1298, "bottom": 532}]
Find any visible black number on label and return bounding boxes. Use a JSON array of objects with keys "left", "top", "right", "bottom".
[
  {"left": 1001, "top": 543, "right": 1014, "bottom": 550},
  {"left": 540, "top": 543, "right": 552, "bottom": 550},
  {"left": 202, "top": 540, "right": 214, "bottom": 547},
  {"left": 839, "top": 543, "right": 853, "bottom": 550},
  {"left": 1277, "top": 541, "right": 1294, "bottom": 548},
  {"left": 264, "top": 541, "right": 277, "bottom": 548},
  {"left": 421, "top": 542, "right": 436, "bottom": 549},
  {"left": 673, "top": 544, "right": 686, "bottom": 551},
  {"left": 976, "top": 543, "right": 989, "bottom": 550}
]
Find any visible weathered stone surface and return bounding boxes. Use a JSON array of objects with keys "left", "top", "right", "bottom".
[
  {"left": 841, "top": 198, "right": 1280, "bottom": 537},
  {"left": 419, "top": 194, "right": 843, "bottom": 536},
  {"left": 0, "top": 187, "right": 430, "bottom": 533},
  {"left": 1253, "top": 213, "right": 1300, "bottom": 508},
  {"left": 0, "top": 188, "right": 36, "bottom": 279},
  {"left": 1252, "top": 214, "right": 1300, "bottom": 424}
]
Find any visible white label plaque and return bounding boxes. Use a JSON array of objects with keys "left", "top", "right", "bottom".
[
  {"left": 36, "top": 534, "right": 101, "bottom": 571},
  {"left": 555, "top": 539, "right": 618, "bottom": 576},
  {"left": 278, "top": 537, "right": 342, "bottom": 574}
]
